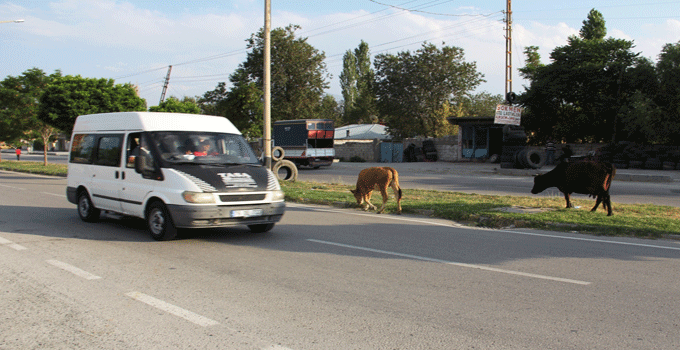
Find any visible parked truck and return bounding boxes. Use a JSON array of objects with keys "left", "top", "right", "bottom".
[{"left": 272, "top": 119, "right": 334, "bottom": 168}]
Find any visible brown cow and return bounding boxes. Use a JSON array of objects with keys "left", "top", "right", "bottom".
[
  {"left": 350, "top": 167, "right": 402, "bottom": 214},
  {"left": 531, "top": 161, "right": 616, "bottom": 215}
]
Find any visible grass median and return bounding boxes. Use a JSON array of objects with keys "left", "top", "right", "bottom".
[{"left": 2, "top": 160, "right": 678, "bottom": 238}]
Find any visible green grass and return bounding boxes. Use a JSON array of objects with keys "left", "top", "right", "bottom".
[
  {"left": 281, "top": 181, "right": 680, "bottom": 238},
  {"left": 0, "top": 160, "right": 68, "bottom": 176},
  {"left": 2, "top": 160, "right": 678, "bottom": 238}
]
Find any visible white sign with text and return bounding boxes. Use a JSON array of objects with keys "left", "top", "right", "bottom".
[{"left": 494, "top": 104, "right": 522, "bottom": 125}]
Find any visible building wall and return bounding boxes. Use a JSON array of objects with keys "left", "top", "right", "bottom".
[
  {"left": 334, "top": 139, "right": 380, "bottom": 162},
  {"left": 403, "top": 136, "right": 461, "bottom": 162}
]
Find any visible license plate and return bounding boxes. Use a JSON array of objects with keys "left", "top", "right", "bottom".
[{"left": 231, "top": 209, "right": 263, "bottom": 218}]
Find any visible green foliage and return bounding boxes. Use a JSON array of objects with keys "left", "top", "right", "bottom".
[
  {"left": 655, "top": 41, "right": 680, "bottom": 144},
  {"left": 374, "top": 43, "right": 483, "bottom": 139},
  {"left": 318, "top": 94, "right": 342, "bottom": 125},
  {"left": 341, "top": 41, "right": 377, "bottom": 125},
  {"left": 0, "top": 69, "right": 59, "bottom": 143},
  {"left": 240, "top": 24, "right": 330, "bottom": 122},
  {"left": 0, "top": 68, "right": 62, "bottom": 163},
  {"left": 149, "top": 96, "right": 200, "bottom": 114},
  {"left": 518, "top": 9, "right": 680, "bottom": 146},
  {"left": 520, "top": 16, "right": 640, "bottom": 144},
  {"left": 580, "top": 9, "right": 607, "bottom": 40},
  {"left": 38, "top": 75, "right": 146, "bottom": 134}
]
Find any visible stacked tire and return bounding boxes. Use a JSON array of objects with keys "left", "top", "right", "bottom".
[
  {"left": 514, "top": 148, "right": 546, "bottom": 169},
  {"left": 271, "top": 147, "right": 297, "bottom": 181}
]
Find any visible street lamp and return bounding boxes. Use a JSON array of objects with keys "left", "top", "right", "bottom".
[{"left": 0, "top": 19, "right": 24, "bottom": 24}]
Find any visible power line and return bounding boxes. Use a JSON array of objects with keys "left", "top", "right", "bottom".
[{"left": 368, "top": 0, "right": 498, "bottom": 17}]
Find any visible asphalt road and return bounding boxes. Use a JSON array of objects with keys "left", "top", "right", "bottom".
[{"left": 2, "top": 171, "right": 680, "bottom": 349}]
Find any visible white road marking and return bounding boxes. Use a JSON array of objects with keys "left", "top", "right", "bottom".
[
  {"left": 0, "top": 235, "right": 28, "bottom": 251},
  {"left": 125, "top": 291, "right": 219, "bottom": 327},
  {"left": 308, "top": 239, "right": 591, "bottom": 286},
  {"left": 0, "top": 183, "right": 26, "bottom": 190},
  {"left": 494, "top": 228, "right": 680, "bottom": 251},
  {"left": 41, "top": 191, "right": 67, "bottom": 198},
  {"left": 290, "top": 203, "right": 680, "bottom": 251},
  {"left": 46, "top": 259, "right": 101, "bottom": 280}
]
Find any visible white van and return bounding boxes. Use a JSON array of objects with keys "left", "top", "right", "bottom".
[{"left": 66, "top": 112, "right": 285, "bottom": 240}]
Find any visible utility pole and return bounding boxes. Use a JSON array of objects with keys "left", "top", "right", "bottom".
[
  {"left": 504, "top": 0, "right": 514, "bottom": 104},
  {"left": 263, "top": 0, "right": 272, "bottom": 169},
  {"left": 159, "top": 65, "right": 172, "bottom": 104}
]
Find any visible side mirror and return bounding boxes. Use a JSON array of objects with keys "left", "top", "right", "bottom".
[{"left": 134, "top": 151, "right": 154, "bottom": 177}]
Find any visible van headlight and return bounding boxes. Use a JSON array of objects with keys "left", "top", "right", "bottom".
[
  {"left": 182, "top": 191, "right": 215, "bottom": 204},
  {"left": 270, "top": 190, "right": 285, "bottom": 201}
]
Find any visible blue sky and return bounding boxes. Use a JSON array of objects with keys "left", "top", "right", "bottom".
[{"left": 2, "top": 0, "right": 679, "bottom": 108}]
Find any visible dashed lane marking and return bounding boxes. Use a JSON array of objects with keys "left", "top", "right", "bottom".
[
  {"left": 46, "top": 259, "right": 101, "bottom": 280},
  {"left": 0, "top": 235, "right": 28, "bottom": 251},
  {"left": 308, "top": 239, "right": 591, "bottom": 286},
  {"left": 125, "top": 291, "right": 219, "bottom": 327}
]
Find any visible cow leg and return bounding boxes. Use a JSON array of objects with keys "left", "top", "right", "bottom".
[
  {"left": 604, "top": 193, "right": 613, "bottom": 216},
  {"left": 591, "top": 194, "right": 603, "bottom": 212},
  {"left": 564, "top": 192, "right": 573, "bottom": 208},
  {"left": 376, "top": 186, "right": 389, "bottom": 214},
  {"left": 390, "top": 183, "right": 402, "bottom": 214},
  {"left": 364, "top": 191, "right": 376, "bottom": 211}
]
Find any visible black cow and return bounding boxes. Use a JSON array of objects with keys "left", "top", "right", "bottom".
[{"left": 531, "top": 161, "right": 616, "bottom": 216}]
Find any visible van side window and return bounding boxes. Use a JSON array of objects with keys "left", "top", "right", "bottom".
[
  {"left": 94, "top": 135, "right": 123, "bottom": 167},
  {"left": 70, "top": 134, "right": 96, "bottom": 164},
  {"left": 126, "top": 133, "right": 141, "bottom": 168}
]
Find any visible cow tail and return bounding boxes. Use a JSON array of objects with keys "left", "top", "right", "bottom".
[
  {"left": 391, "top": 168, "right": 403, "bottom": 200},
  {"left": 604, "top": 163, "right": 616, "bottom": 191}
]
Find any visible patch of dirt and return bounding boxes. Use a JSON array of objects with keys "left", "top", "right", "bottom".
[{"left": 493, "top": 206, "right": 554, "bottom": 214}]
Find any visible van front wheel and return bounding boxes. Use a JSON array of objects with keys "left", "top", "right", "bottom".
[
  {"left": 77, "top": 191, "right": 100, "bottom": 222},
  {"left": 147, "top": 202, "right": 178, "bottom": 241}
]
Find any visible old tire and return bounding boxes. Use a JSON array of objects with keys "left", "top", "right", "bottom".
[
  {"left": 272, "top": 147, "right": 285, "bottom": 162},
  {"left": 273, "top": 159, "right": 298, "bottom": 182},
  {"left": 248, "top": 223, "right": 275, "bottom": 233},
  {"left": 77, "top": 190, "right": 100, "bottom": 223},
  {"left": 146, "top": 201, "right": 178, "bottom": 241}
]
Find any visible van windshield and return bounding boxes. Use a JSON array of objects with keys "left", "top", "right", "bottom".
[{"left": 150, "top": 131, "right": 260, "bottom": 165}]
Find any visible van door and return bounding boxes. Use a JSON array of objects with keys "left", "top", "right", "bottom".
[
  {"left": 120, "top": 132, "right": 155, "bottom": 217},
  {"left": 90, "top": 134, "right": 125, "bottom": 212}
]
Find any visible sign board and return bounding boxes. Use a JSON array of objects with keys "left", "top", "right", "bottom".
[{"left": 494, "top": 104, "right": 522, "bottom": 125}]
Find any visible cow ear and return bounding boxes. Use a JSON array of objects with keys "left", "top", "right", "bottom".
[{"left": 349, "top": 189, "right": 356, "bottom": 194}]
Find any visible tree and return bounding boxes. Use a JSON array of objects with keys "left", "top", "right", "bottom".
[
  {"left": 374, "top": 43, "right": 483, "bottom": 139},
  {"left": 198, "top": 82, "right": 229, "bottom": 116},
  {"left": 340, "top": 49, "right": 358, "bottom": 122},
  {"left": 38, "top": 75, "right": 146, "bottom": 134},
  {"left": 318, "top": 94, "right": 342, "bottom": 126},
  {"left": 0, "top": 68, "right": 61, "bottom": 164},
  {"left": 580, "top": 8, "right": 606, "bottom": 41},
  {"left": 654, "top": 42, "right": 680, "bottom": 144},
  {"left": 518, "top": 46, "right": 543, "bottom": 82},
  {"left": 519, "top": 9, "right": 640, "bottom": 144},
  {"left": 340, "top": 41, "right": 377, "bottom": 124},
  {"left": 239, "top": 24, "right": 330, "bottom": 122},
  {"left": 149, "top": 96, "right": 200, "bottom": 114}
]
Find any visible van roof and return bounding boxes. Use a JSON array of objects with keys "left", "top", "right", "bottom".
[{"left": 72, "top": 112, "right": 241, "bottom": 134}]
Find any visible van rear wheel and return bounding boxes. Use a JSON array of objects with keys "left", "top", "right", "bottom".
[
  {"left": 77, "top": 191, "right": 100, "bottom": 222},
  {"left": 248, "top": 223, "right": 274, "bottom": 233},
  {"left": 147, "top": 201, "right": 178, "bottom": 241}
]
